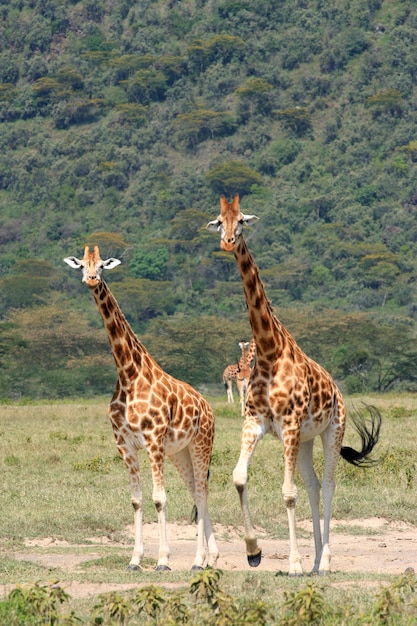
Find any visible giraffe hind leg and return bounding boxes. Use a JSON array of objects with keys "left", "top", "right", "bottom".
[
  {"left": 170, "top": 448, "right": 219, "bottom": 569},
  {"left": 297, "top": 440, "right": 322, "bottom": 574},
  {"left": 317, "top": 426, "right": 343, "bottom": 575}
]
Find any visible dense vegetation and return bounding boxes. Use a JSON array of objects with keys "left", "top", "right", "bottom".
[{"left": 2, "top": 0, "right": 417, "bottom": 398}]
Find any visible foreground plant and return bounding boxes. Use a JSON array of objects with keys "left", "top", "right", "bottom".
[
  {"left": 0, "top": 581, "right": 78, "bottom": 625},
  {"left": 279, "top": 582, "right": 329, "bottom": 625}
]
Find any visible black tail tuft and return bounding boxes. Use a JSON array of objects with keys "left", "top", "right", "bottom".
[{"left": 340, "top": 404, "right": 382, "bottom": 467}]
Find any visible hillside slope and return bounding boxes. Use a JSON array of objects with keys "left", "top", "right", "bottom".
[{"left": 1, "top": 0, "right": 417, "bottom": 398}]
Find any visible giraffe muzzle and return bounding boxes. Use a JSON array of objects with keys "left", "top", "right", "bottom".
[{"left": 221, "top": 239, "right": 235, "bottom": 252}]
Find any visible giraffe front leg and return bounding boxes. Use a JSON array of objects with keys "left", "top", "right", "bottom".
[
  {"left": 149, "top": 452, "right": 170, "bottom": 571},
  {"left": 233, "top": 424, "right": 263, "bottom": 567},
  {"left": 128, "top": 496, "right": 144, "bottom": 570},
  {"left": 127, "top": 470, "right": 144, "bottom": 569},
  {"left": 113, "top": 435, "right": 144, "bottom": 570},
  {"left": 153, "top": 489, "right": 170, "bottom": 571},
  {"left": 284, "top": 492, "right": 303, "bottom": 576}
]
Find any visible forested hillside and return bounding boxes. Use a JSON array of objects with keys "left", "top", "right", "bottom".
[{"left": 2, "top": 0, "right": 417, "bottom": 399}]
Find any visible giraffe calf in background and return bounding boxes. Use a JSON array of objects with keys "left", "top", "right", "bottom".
[
  {"left": 64, "top": 246, "right": 218, "bottom": 572},
  {"left": 222, "top": 339, "right": 256, "bottom": 415},
  {"left": 235, "top": 338, "right": 256, "bottom": 417},
  {"left": 222, "top": 361, "right": 239, "bottom": 404}
]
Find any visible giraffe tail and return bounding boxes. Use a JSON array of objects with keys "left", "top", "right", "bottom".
[{"left": 340, "top": 404, "right": 382, "bottom": 467}]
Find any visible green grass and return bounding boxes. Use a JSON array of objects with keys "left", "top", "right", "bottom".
[{"left": 1, "top": 393, "right": 417, "bottom": 623}]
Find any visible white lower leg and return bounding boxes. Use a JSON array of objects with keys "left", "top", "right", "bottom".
[
  {"left": 204, "top": 509, "right": 219, "bottom": 567},
  {"left": 129, "top": 500, "right": 143, "bottom": 568},
  {"left": 154, "top": 490, "right": 170, "bottom": 568}
]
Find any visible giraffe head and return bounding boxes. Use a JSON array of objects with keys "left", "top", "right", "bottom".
[
  {"left": 207, "top": 194, "right": 258, "bottom": 251},
  {"left": 64, "top": 245, "right": 121, "bottom": 288}
]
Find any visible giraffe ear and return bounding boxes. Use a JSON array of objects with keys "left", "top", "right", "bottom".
[
  {"left": 241, "top": 213, "right": 259, "bottom": 226},
  {"left": 102, "top": 258, "right": 121, "bottom": 270},
  {"left": 206, "top": 219, "right": 221, "bottom": 232},
  {"left": 64, "top": 256, "right": 83, "bottom": 269}
]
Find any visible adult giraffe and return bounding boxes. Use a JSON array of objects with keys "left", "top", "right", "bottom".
[
  {"left": 64, "top": 246, "right": 218, "bottom": 572},
  {"left": 207, "top": 195, "right": 381, "bottom": 576}
]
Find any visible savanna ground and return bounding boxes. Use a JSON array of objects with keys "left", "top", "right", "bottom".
[{"left": 1, "top": 393, "right": 417, "bottom": 622}]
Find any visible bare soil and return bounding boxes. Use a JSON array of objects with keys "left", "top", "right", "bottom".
[{"left": 2, "top": 517, "right": 416, "bottom": 599}]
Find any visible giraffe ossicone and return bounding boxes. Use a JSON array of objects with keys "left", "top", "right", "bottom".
[
  {"left": 64, "top": 245, "right": 219, "bottom": 572},
  {"left": 207, "top": 195, "right": 382, "bottom": 576}
]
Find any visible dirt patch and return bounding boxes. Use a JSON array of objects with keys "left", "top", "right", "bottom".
[{"left": 2, "top": 518, "right": 416, "bottom": 598}]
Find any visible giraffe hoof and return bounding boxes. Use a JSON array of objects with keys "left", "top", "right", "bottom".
[
  {"left": 191, "top": 565, "right": 204, "bottom": 571},
  {"left": 127, "top": 564, "right": 141, "bottom": 571},
  {"left": 155, "top": 564, "right": 171, "bottom": 572},
  {"left": 247, "top": 550, "right": 262, "bottom": 568}
]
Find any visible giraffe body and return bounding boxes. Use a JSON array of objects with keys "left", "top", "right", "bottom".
[
  {"left": 207, "top": 195, "right": 381, "bottom": 575},
  {"left": 64, "top": 246, "right": 218, "bottom": 571}
]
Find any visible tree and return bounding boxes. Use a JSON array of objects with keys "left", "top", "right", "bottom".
[
  {"left": 276, "top": 107, "right": 312, "bottom": 136},
  {"left": 235, "top": 78, "right": 273, "bottom": 117},
  {"left": 174, "top": 109, "right": 237, "bottom": 148},
  {"left": 205, "top": 162, "right": 263, "bottom": 196},
  {"left": 129, "top": 246, "right": 169, "bottom": 281},
  {"left": 142, "top": 315, "right": 251, "bottom": 387},
  {"left": 123, "top": 69, "right": 167, "bottom": 104},
  {"left": 366, "top": 89, "right": 404, "bottom": 118}
]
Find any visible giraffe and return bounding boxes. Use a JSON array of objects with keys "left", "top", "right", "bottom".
[
  {"left": 207, "top": 195, "right": 381, "bottom": 576},
  {"left": 235, "top": 338, "right": 256, "bottom": 417},
  {"left": 222, "top": 361, "right": 239, "bottom": 404},
  {"left": 64, "top": 246, "right": 219, "bottom": 572},
  {"left": 222, "top": 339, "right": 255, "bottom": 408}
]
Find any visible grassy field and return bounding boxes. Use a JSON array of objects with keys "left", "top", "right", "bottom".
[{"left": 1, "top": 393, "right": 417, "bottom": 624}]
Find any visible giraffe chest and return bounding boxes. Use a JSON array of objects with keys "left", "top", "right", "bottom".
[{"left": 111, "top": 382, "right": 209, "bottom": 454}]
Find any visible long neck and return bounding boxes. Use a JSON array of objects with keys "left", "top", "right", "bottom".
[
  {"left": 234, "top": 237, "right": 291, "bottom": 358},
  {"left": 91, "top": 280, "right": 152, "bottom": 383}
]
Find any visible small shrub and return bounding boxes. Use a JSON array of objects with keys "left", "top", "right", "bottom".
[
  {"left": 279, "top": 583, "right": 329, "bottom": 626},
  {"left": 0, "top": 581, "right": 76, "bottom": 625}
]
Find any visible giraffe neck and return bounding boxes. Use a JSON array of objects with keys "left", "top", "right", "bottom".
[
  {"left": 238, "top": 342, "right": 252, "bottom": 372},
  {"left": 234, "top": 237, "right": 291, "bottom": 358},
  {"left": 92, "top": 280, "right": 153, "bottom": 385},
  {"left": 246, "top": 338, "right": 256, "bottom": 364}
]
